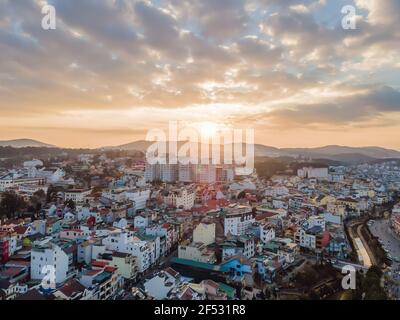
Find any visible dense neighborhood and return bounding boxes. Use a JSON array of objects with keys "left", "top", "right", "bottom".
[{"left": 1, "top": 149, "right": 400, "bottom": 300}]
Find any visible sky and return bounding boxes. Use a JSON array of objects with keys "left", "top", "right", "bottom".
[{"left": 0, "top": 0, "right": 400, "bottom": 149}]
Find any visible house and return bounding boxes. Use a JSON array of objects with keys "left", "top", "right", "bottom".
[
  {"left": 113, "top": 218, "right": 128, "bottom": 230},
  {"left": 199, "top": 279, "right": 228, "bottom": 300},
  {"left": 259, "top": 224, "right": 276, "bottom": 244},
  {"left": 178, "top": 242, "right": 216, "bottom": 264},
  {"left": 53, "top": 278, "right": 91, "bottom": 300},
  {"left": 0, "top": 280, "right": 28, "bottom": 300},
  {"left": 294, "top": 226, "right": 330, "bottom": 251},
  {"left": 80, "top": 266, "right": 120, "bottom": 300},
  {"left": 144, "top": 269, "right": 180, "bottom": 299},
  {"left": 220, "top": 256, "right": 252, "bottom": 282},
  {"left": 255, "top": 255, "right": 285, "bottom": 284},
  {"left": 221, "top": 235, "right": 256, "bottom": 260},
  {"left": 328, "top": 236, "right": 349, "bottom": 260},
  {"left": 134, "top": 215, "right": 150, "bottom": 229},
  {"left": 109, "top": 252, "right": 138, "bottom": 281}
]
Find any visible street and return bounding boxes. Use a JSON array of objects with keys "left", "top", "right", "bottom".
[
  {"left": 369, "top": 219, "right": 400, "bottom": 266},
  {"left": 368, "top": 219, "right": 400, "bottom": 299}
]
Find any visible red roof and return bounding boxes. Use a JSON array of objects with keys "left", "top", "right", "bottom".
[
  {"left": 58, "top": 279, "right": 86, "bottom": 297},
  {"left": 91, "top": 260, "right": 109, "bottom": 268},
  {"left": 14, "top": 226, "right": 28, "bottom": 235},
  {"left": 105, "top": 266, "right": 117, "bottom": 273}
]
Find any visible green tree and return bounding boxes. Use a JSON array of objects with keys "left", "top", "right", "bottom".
[
  {"left": 0, "top": 191, "right": 27, "bottom": 219},
  {"left": 65, "top": 199, "right": 76, "bottom": 211}
]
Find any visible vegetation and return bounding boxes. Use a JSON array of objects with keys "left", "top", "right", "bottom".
[
  {"left": 255, "top": 157, "right": 290, "bottom": 179},
  {"left": 0, "top": 191, "right": 27, "bottom": 219},
  {"left": 341, "top": 266, "right": 387, "bottom": 300}
]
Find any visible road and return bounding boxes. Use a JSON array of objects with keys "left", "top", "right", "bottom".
[
  {"left": 369, "top": 219, "right": 400, "bottom": 266},
  {"left": 346, "top": 219, "right": 376, "bottom": 266},
  {"left": 368, "top": 219, "right": 400, "bottom": 300}
]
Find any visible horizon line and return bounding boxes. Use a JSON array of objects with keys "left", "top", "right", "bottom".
[{"left": 1, "top": 137, "right": 400, "bottom": 152}]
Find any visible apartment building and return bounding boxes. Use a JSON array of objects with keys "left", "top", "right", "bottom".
[
  {"left": 31, "top": 242, "right": 69, "bottom": 285},
  {"left": 223, "top": 206, "right": 255, "bottom": 236}
]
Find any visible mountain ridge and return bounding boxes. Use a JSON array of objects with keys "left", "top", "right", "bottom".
[
  {"left": 105, "top": 140, "right": 400, "bottom": 159},
  {"left": 0, "top": 139, "right": 56, "bottom": 148},
  {"left": 2, "top": 139, "right": 400, "bottom": 160}
]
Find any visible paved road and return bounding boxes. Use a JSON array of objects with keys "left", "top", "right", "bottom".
[
  {"left": 369, "top": 219, "right": 400, "bottom": 266},
  {"left": 368, "top": 219, "right": 400, "bottom": 300}
]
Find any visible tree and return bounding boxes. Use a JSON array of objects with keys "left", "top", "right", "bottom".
[
  {"left": 30, "top": 189, "right": 46, "bottom": 212},
  {"left": 65, "top": 199, "right": 76, "bottom": 211},
  {"left": 46, "top": 185, "right": 64, "bottom": 203},
  {"left": 362, "top": 266, "right": 387, "bottom": 300},
  {"left": 0, "top": 191, "right": 27, "bottom": 219}
]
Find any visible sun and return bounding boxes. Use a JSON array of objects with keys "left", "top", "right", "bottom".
[{"left": 199, "top": 122, "right": 218, "bottom": 138}]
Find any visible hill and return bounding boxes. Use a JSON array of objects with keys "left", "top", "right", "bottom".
[{"left": 0, "top": 139, "right": 56, "bottom": 148}]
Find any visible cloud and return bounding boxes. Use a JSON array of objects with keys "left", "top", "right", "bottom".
[
  {"left": 260, "top": 86, "right": 400, "bottom": 127},
  {"left": 0, "top": 0, "right": 399, "bottom": 147}
]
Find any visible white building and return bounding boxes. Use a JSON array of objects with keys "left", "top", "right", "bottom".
[
  {"left": 0, "top": 175, "right": 46, "bottom": 192},
  {"left": 125, "top": 189, "right": 151, "bottom": 211},
  {"left": 260, "top": 225, "right": 276, "bottom": 244},
  {"left": 64, "top": 189, "right": 91, "bottom": 204},
  {"left": 297, "top": 167, "right": 329, "bottom": 180},
  {"left": 134, "top": 215, "right": 150, "bottom": 229},
  {"left": 178, "top": 242, "right": 216, "bottom": 264},
  {"left": 102, "top": 232, "right": 152, "bottom": 273},
  {"left": 193, "top": 222, "right": 215, "bottom": 246},
  {"left": 31, "top": 242, "right": 69, "bottom": 285},
  {"left": 37, "top": 168, "right": 65, "bottom": 183},
  {"left": 223, "top": 206, "right": 255, "bottom": 236},
  {"left": 164, "top": 188, "right": 195, "bottom": 210}
]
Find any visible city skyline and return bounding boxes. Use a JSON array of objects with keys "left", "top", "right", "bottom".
[{"left": 1, "top": 0, "right": 400, "bottom": 149}]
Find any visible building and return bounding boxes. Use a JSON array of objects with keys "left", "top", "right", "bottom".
[
  {"left": 195, "top": 164, "right": 216, "bottom": 183},
  {"left": 64, "top": 189, "right": 91, "bottom": 204},
  {"left": 98, "top": 252, "right": 139, "bottom": 281},
  {"left": 0, "top": 175, "right": 46, "bottom": 192},
  {"left": 178, "top": 242, "right": 216, "bottom": 264},
  {"left": 102, "top": 232, "right": 152, "bottom": 273},
  {"left": 31, "top": 242, "right": 69, "bottom": 285},
  {"left": 221, "top": 236, "right": 256, "bottom": 260},
  {"left": 164, "top": 188, "right": 196, "bottom": 210},
  {"left": 223, "top": 206, "right": 255, "bottom": 236},
  {"left": 193, "top": 222, "right": 215, "bottom": 246},
  {"left": 125, "top": 188, "right": 151, "bottom": 211},
  {"left": 80, "top": 266, "right": 119, "bottom": 300},
  {"left": 297, "top": 167, "right": 329, "bottom": 180},
  {"left": 178, "top": 164, "right": 193, "bottom": 182},
  {"left": 294, "top": 226, "right": 330, "bottom": 251},
  {"left": 259, "top": 225, "right": 276, "bottom": 244}
]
